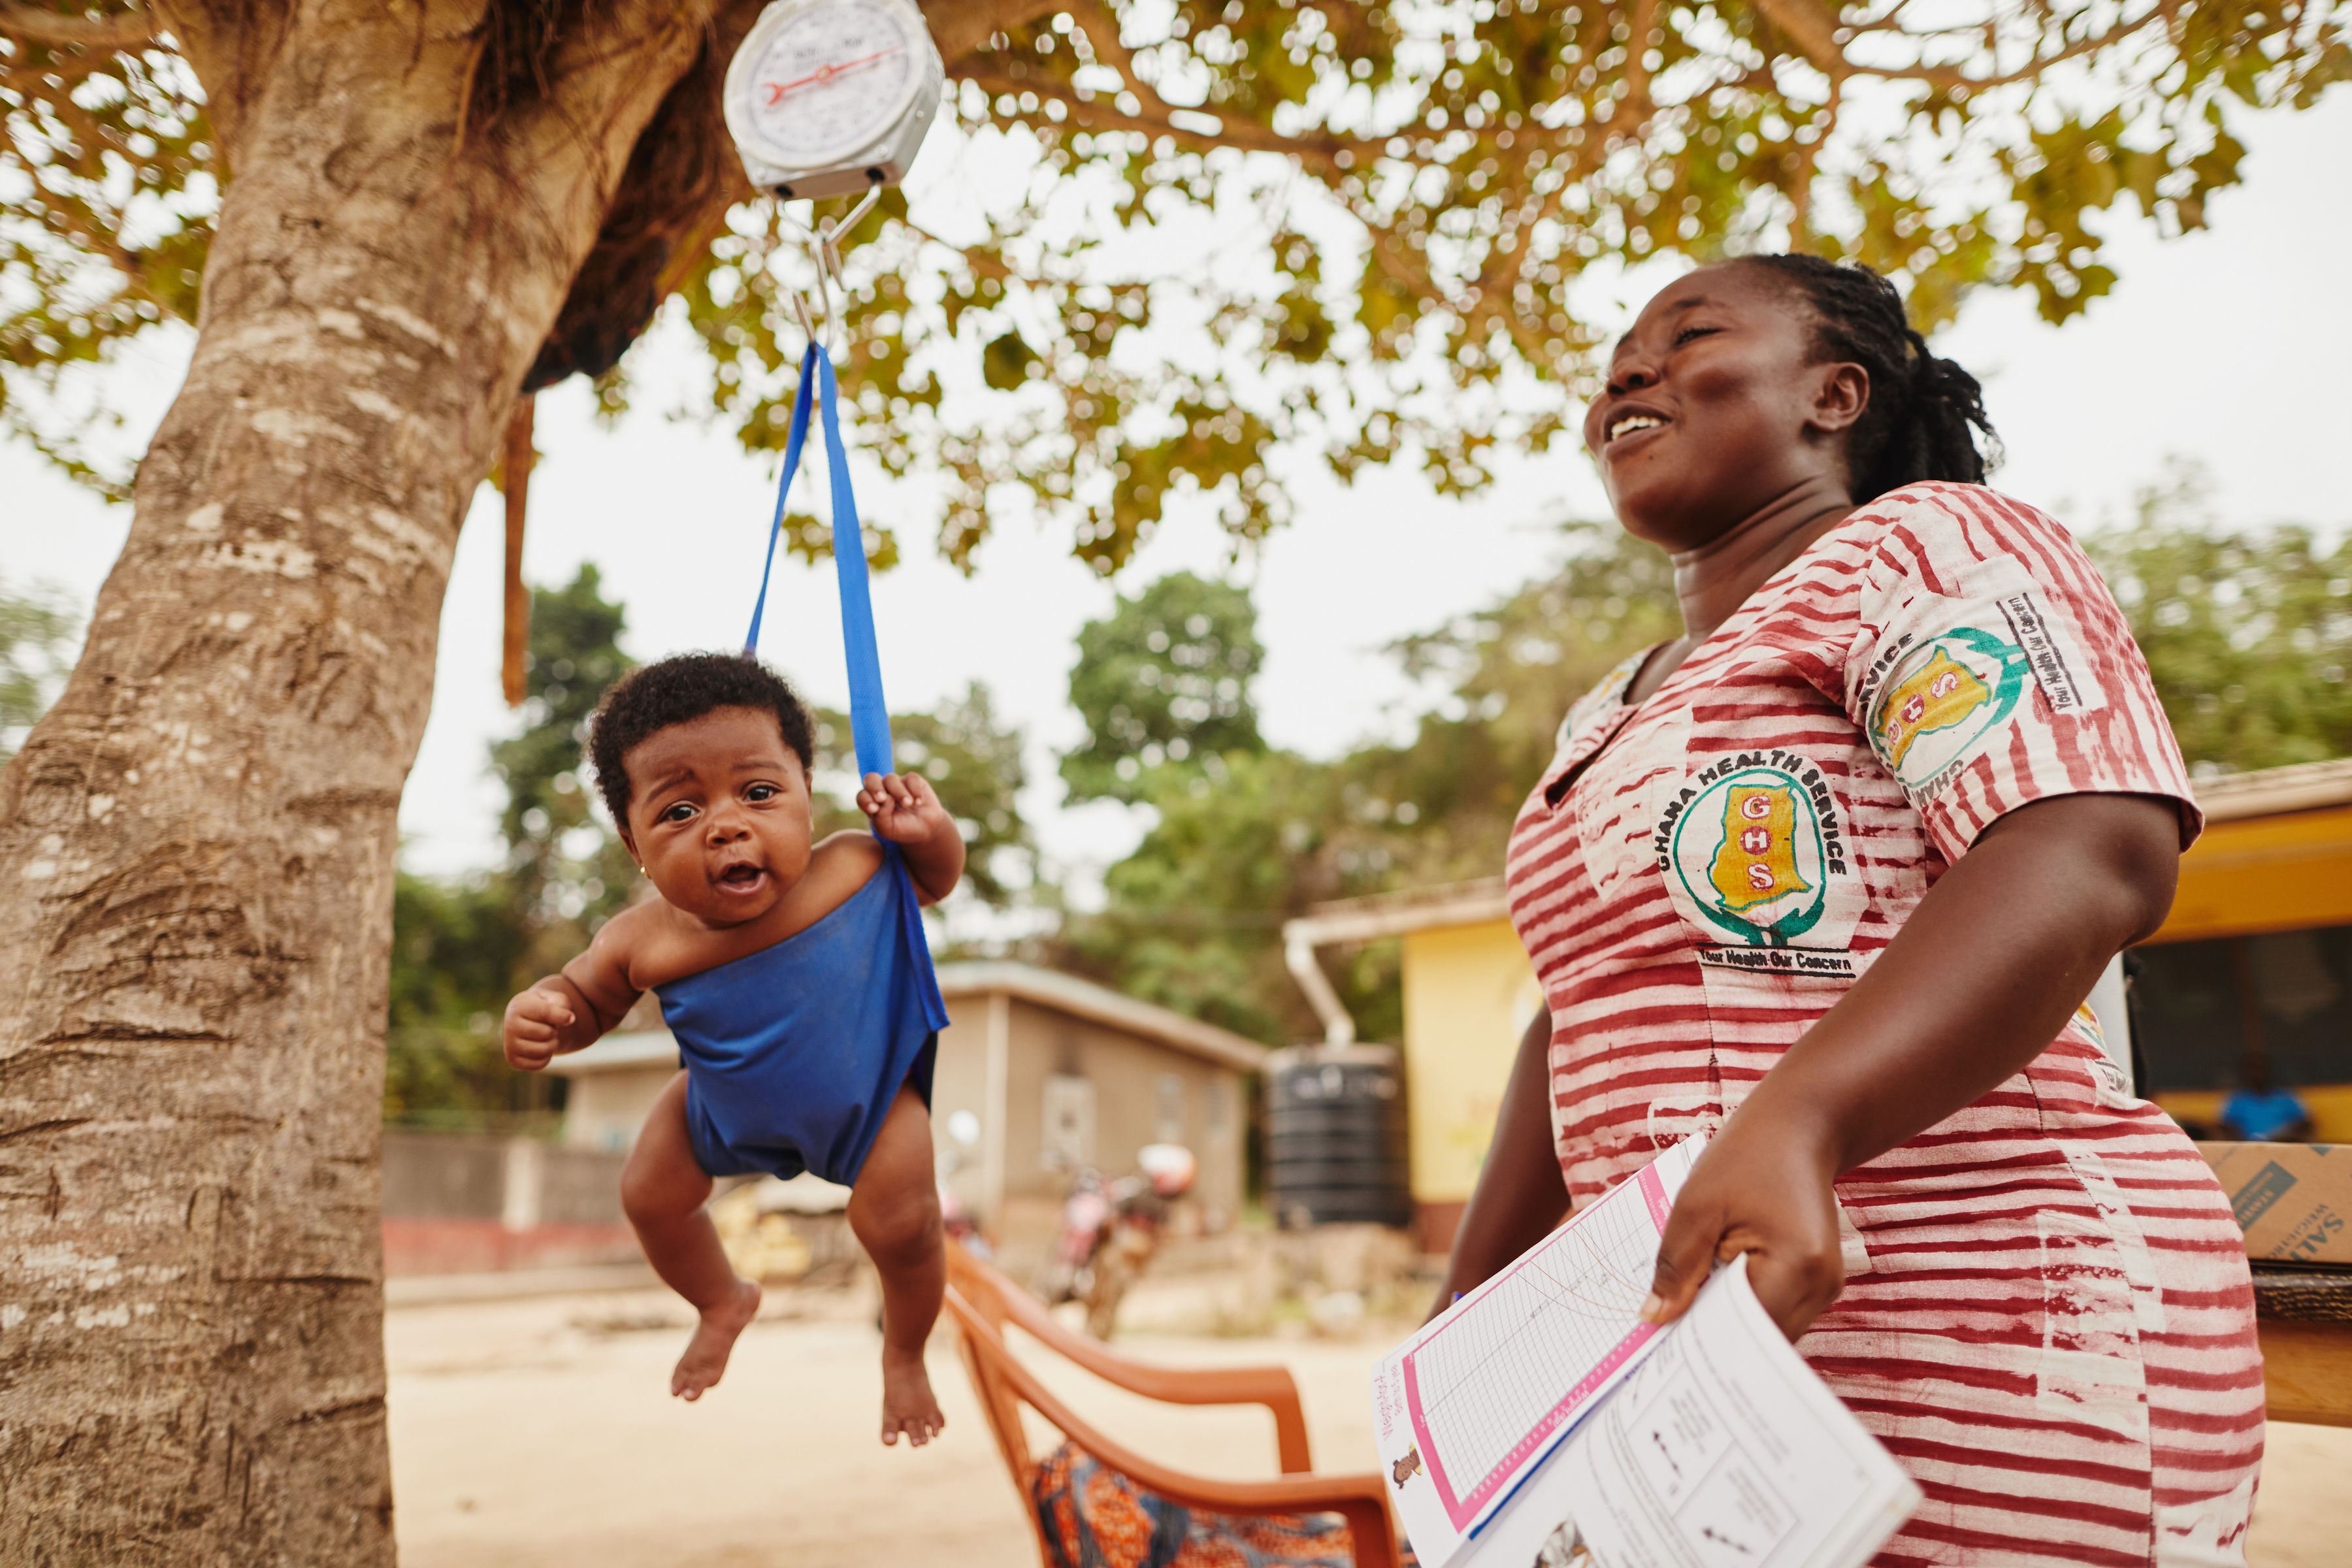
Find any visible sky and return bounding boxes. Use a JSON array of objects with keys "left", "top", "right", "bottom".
[{"left": 6, "top": 93, "right": 2349, "bottom": 896}]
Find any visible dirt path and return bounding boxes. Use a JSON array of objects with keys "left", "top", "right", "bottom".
[{"left": 387, "top": 1284, "right": 2351, "bottom": 1567}]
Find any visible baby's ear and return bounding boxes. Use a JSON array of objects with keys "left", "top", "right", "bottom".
[{"left": 617, "top": 826, "right": 640, "bottom": 864}]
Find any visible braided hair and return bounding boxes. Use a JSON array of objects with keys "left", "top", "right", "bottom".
[{"left": 1738, "top": 255, "right": 1999, "bottom": 503}]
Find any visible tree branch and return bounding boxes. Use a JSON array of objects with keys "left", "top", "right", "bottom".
[
  {"left": 919, "top": 0, "right": 1060, "bottom": 65},
  {"left": 1748, "top": 0, "right": 1844, "bottom": 78},
  {"left": 1789, "top": 78, "right": 1840, "bottom": 242},
  {"left": 1886, "top": 24, "right": 2134, "bottom": 90},
  {"left": 0, "top": 1, "right": 156, "bottom": 49},
  {"left": 1068, "top": 0, "right": 1156, "bottom": 103},
  {"left": 960, "top": 64, "right": 1379, "bottom": 168}
]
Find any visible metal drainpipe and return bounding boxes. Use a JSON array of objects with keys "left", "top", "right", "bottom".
[{"left": 1282, "top": 930, "right": 1356, "bottom": 1049}]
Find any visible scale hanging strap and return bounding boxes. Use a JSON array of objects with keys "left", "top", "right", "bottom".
[
  {"left": 742, "top": 340, "right": 947, "bottom": 1031},
  {"left": 742, "top": 344, "right": 897, "bottom": 779},
  {"left": 743, "top": 353, "right": 819, "bottom": 658},
  {"left": 812, "top": 346, "right": 898, "bottom": 781}
]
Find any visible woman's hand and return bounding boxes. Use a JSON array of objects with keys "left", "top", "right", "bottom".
[{"left": 1641, "top": 1114, "right": 1844, "bottom": 1339}]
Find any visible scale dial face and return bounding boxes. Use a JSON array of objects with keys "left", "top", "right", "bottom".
[{"left": 732, "top": 0, "right": 924, "bottom": 172}]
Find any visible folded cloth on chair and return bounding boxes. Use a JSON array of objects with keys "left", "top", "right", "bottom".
[{"left": 1030, "top": 1441, "right": 1411, "bottom": 1568}]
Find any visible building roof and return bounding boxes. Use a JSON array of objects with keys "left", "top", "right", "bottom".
[
  {"left": 934, "top": 961, "right": 1269, "bottom": 1073},
  {"left": 548, "top": 960, "right": 1270, "bottom": 1077},
  {"left": 546, "top": 1030, "right": 679, "bottom": 1077},
  {"left": 1285, "top": 877, "right": 1510, "bottom": 947},
  {"left": 2195, "top": 757, "right": 2352, "bottom": 823}
]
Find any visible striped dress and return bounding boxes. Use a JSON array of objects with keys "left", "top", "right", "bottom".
[{"left": 1505, "top": 482, "right": 2264, "bottom": 1567}]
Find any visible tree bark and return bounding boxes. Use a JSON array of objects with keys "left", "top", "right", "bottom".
[{"left": 0, "top": 3, "right": 721, "bottom": 1561}]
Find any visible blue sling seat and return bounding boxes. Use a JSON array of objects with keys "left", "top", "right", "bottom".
[{"left": 658, "top": 342, "right": 949, "bottom": 1187}]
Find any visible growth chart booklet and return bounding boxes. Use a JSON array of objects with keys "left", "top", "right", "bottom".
[
  {"left": 1369, "top": 1137, "right": 1705, "bottom": 1568},
  {"left": 1501, "top": 1255, "right": 1921, "bottom": 1568}
]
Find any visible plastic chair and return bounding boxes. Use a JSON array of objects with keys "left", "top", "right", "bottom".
[{"left": 943, "top": 1241, "right": 1402, "bottom": 1567}]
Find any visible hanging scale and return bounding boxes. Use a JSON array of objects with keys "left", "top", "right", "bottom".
[{"left": 723, "top": 0, "right": 945, "bottom": 350}]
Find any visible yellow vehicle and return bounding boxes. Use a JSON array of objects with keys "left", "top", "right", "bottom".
[
  {"left": 2129, "top": 759, "right": 2352, "bottom": 1143},
  {"left": 1287, "top": 757, "right": 2352, "bottom": 1252}
]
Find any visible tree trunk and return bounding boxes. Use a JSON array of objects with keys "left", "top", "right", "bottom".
[{"left": 0, "top": 5, "right": 719, "bottom": 1560}]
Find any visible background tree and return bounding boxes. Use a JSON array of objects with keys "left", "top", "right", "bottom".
[
  {"left": 489, "top": 564, "right": 641, "bottom": 958},
  {"left": 1056, "top": 572, "right": 1369, "bottom": 1042},
  {"left": 805, "top": 679, "right": 1040, "bottom": 916},
  {"left": 384, "top": 566, "right": 636, "bottom": 1128},
  {"left": 2091, "top": 467, "right": 2352, "bottom": 774},
  {"left": 382, "top": 873, "right": 531, "bottom": 1127},
  {"left": 1068, "top": 747, "right": 1409, "bottom": 1046},
  {"left": 1362, "top": 519, "right": 1679, "bottom": 883},
  {"left": 1064, "top": 531, "right": 1674, "bottom": 1045},
  {"left": 0, "top": 574, "right": 78, "bottom": 766},
  {"left": 2, "top": 0, "right": 2344, "bottom": 1559},
  {"left": 1062, "top": 569, "right": 1264, "bottom": 802}
]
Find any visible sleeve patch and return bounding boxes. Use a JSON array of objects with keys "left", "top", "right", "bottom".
[
  {"left": 1862, "top": 612, "right": 2029, "bottom": 794},
  {"left": 1996, "top": 589, "right": 2108, "bottom": 716}
]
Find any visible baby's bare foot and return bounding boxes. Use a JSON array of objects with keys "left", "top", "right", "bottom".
[
  {"left": 879, "top": 1346, "right": 945, "bottom": 1447},
  {"left": 672, "top": 1278, "right": 762, "bottom": 1401}
]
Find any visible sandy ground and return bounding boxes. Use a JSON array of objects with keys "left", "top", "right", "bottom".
[{"left": 387, "top": 1282, "right": 2352, "bottom": 1567}]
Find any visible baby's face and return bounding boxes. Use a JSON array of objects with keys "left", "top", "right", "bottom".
[{"left": 619, "top": 706, "right": 813, "bottom": 928}]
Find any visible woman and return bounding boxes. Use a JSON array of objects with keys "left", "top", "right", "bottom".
[{"left": 1438, "top": 256, "right": 2262, "bottom": 1566}]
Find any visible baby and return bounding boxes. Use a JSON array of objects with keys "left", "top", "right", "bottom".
[{"left": 502, "top": 652, "right": 963, "bottom": 1446}]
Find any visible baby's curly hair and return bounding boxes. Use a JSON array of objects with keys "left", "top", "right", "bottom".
[{"left": 587, "top": 652, "right": 814, "bottom": 831}]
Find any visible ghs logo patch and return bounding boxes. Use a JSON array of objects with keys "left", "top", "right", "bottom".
[
  {"left": 1656, "top": 750, "right": 1861, "bottom": 973},
  {"left": 1865, "top": 627, "right": 2027, "bottom": 793}
]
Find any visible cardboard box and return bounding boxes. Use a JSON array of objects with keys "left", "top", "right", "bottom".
[{"left": 2199, "top": 1142, "right": 2351, "bottom": 1267}]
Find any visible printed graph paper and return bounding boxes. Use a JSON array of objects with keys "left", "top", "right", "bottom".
[{"left": 1401, "top": 1145, "right": 1690, "bottom": 1531}]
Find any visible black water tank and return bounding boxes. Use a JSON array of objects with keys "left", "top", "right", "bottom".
[{"left": 1264, "top": 1045, "right": 1411, "bottom": 1228}]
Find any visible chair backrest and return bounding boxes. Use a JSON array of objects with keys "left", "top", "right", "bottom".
[
  {"left": 939, "top": 1282, "right": 1400, "bottom": 1568},
  {"left": 943, "top": 1250, "right": 1037, "bottom": 1468},
  {"left": 943, "top": 1281, "right": 1053, "bottom": 1561},
  {"left": 945, "top": 1242, "right": 1315, "bottom": 1465}
]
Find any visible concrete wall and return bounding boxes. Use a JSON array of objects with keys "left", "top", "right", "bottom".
[
  {"left": 381, "top": 1129, "right": 633, "bottom": 1277},
  {"left": 382, "top": 1130, "right": 509, "bottom": 1221},
  {"left": 1399, "top": 919, "right": 1540, "bottom": 1252},
  {"left": 929, "top": 1001, "right": 994, "bottom": 1219},
  {"left": 563, "top": 1064, "right": 674, "bottom": 1154},
  {"left": 992, "top": 998, "right": 1246, "bottom": 1250}
]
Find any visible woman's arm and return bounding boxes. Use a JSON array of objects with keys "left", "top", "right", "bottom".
[
  {"left": 1643, "top": 791, "right": 2183, "bottom": 1338},
  {"left": 1431, "top": 1004, "right": 1571, "bottom": 1319}
]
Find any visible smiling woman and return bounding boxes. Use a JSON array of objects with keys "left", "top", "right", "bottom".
[{"left": 1440, "top": 257, "right": 2266, "bottom": 1566}]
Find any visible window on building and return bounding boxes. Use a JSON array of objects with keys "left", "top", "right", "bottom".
[
  {"left": 2131, "top": 924, "right": 2352, "bottom": 1097},
  {"left": 1153, "top": 1073, "right": 1187, "bottom": 1144},
  {"left": 1206, "top": 1077, "right": 1233, "bottom": 1140},
  {"left": 1041, "top": 1074, "right": 1096, "bottom": 1171}
]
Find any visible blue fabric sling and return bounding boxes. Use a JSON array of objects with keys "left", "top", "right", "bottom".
[{"left": 655, "top": 343, "right": 952, "bottom": 1186}]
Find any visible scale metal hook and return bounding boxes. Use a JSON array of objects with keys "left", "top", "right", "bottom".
[{"left": 777, "top": 174, "right": 887, "bottom": 363}]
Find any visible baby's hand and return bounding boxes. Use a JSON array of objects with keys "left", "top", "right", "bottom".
[
  {"left": 858, "top": 771, "right": 953, "bottom": 847},
  {"left": 502, "top": 986, "right": 576, "bottom": 1071}
]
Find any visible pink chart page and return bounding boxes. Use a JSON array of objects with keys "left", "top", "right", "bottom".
[{"left": 1369, "top": 1137, "right": 1705, "bottom": 1568}]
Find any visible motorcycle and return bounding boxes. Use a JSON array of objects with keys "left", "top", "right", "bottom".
[
  {"left": 1037, "top": 1144, "right": 1196, "bottom": 1339},
  {"left": 939, "top": 1178, "right": 990, "bottom": 1260}
]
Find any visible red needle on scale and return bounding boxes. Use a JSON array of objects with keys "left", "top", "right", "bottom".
[{"left": 760, "top": 46, "right": 903, "bottom": 105}]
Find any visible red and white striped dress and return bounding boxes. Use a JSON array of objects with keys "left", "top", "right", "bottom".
[{"left": 1506, "top": 482, "right": 2264, "bottom": 1566}]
